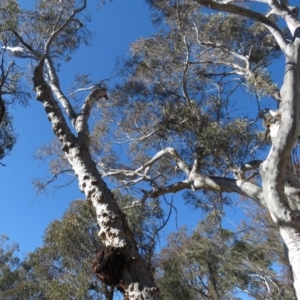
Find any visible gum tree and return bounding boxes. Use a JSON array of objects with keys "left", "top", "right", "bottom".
[
  {"left": 189, "top": 0, "right": 300, "bottom": 297},
  {"left": 0, "top": 0, "right": 160, "bottom": 298},
  {"left": 156, "top": 207, "right": 295, "bottom": 299},
  {"left": 3, "top": 0, "right": 300, "bottom": 299},
  {"left": 88, "top": 0, "right": 300, "bottom": 298}
]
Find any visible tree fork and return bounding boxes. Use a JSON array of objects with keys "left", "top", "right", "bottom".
[{"left": 33, "top": 59, "right": 160, "bottom": 299}]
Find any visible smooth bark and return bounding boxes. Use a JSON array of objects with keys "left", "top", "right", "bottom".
[
  {"left": 191, "top": 0, "right": 300, "bottom": 297},
  {"left": 261, "top": 45, "right": 300, "bottom": 298}
]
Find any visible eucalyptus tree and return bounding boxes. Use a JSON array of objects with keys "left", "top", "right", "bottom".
[
  {"left": 0, "top": 0, "right": 161, "bottom": 298},
  {"left": 0, "top": 50, "right": 26, "bottom": 163},
  {"left": 87, "top": 0, "right": 300, "bottom": 298},
  {"left": 21, "top": 200, "right": 113, "bottom": 300},
  {"left": 157, "top": 207, "right": 295, "bottom": 300},
  {"left": 20, "top": 194, "right": 164, "bottom": 300},
  {"left": 3, "top": 0, "right": 300, "bottom": 299},
  {"left": 0, "top": 235, "right": 20, "bottom": 297},
  {"left": 0, "top": 197, "right": 164, "bottom": 299}
]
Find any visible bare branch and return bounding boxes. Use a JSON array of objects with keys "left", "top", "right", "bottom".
[
  {"left": 70, "top": 86, "right": 95, "bottom": 97},
  {"left": 140, "top": 175, "right": 267, "bottom": 208},
  {"left": 197, "top": 40, "right": 251, "bottom": 71},
  {"left": 102, "top": 148, "right": 267, "bottom": 209},
  {"left": 182, "top": 35, "right": 192, "bottom": 105},
  {"left": 44, "top": 0, "right": 87, "bottom": 56},
  {"left": 12, "top": 30, "right": 42, "bottom": 59},
  {"left": 193, "top": 0, "right": 288, "bottom": 51},
  {"left": 33, "top": 58, "right": 77, "bottom": 149},
  {"left": 132, "top": 147, "right": 191, "bottom": 176},
  {"left": 117, "top": 129, "right": 159, "bottom": 144},
  {"left": 45, "top": 58, "right": 77, "bottom": 124},
  {"left": 33, "top": 169, "right": 74, "bottom": 194},
  {"left": 193, "top": 59, "right": 250, "bottom": 76},
  {"left": 75, "top": 88, "right": 108, "bottom": 140}
]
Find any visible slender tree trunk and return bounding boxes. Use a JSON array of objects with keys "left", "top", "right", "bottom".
[{"left": 33, "top": 59, "right": 161, "bottom": 299}]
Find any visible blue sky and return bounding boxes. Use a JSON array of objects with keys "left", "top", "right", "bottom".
[{"left": 0, "top": 0, "right": 245, "bottom": 261}]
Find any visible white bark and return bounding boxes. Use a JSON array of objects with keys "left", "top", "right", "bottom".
[
  {"left": 17, "top": 0, "right": 300, "bottom": 297},
  {"left": 103, "top": 147, "right": 267, "bottom": 207},
  {"left": 260, "top": 46, "right": 300, "bottom": 298},
  {"left": 191, "top": 0, "right": 300, "bottom": 297},
  {"left": 193, "top": 0, "right": 288, "bottom": 49},
  {"left": 45, "top": 58, "right": 77, "bottom": 125}
]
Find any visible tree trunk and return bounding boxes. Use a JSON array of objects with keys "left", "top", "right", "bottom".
[
  {"left": 261, "top": 43, "right": 300, "bottom": 299},
  {"left": 33, "top": 59, "right": 160, "bottom": 299}
]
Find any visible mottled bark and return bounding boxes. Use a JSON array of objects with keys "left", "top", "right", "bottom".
[{"left": 33, "top": 58, "right": 160, "bottom": 299}]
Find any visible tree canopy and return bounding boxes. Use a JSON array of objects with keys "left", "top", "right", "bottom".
[{"left": 1, "top": 0, "right": 300, "bottom": 299}]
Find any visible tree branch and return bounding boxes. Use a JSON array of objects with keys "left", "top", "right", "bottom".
[
  {"left": 232, "top": 160, "right": 263, "bottom": 179},
  {"left": 45, "top": 58, "right": 77, "bottom": 124},
  {"left": 182, "top": 35, "right": 192, "bottom": 105},
  {"left": 44, "top": 0, "right": 87, "bottom": 56},
  {"left": 193, "top": 0, "right": 288, "bottom": 51},
  {"left": 33, "top": 58, "right": 77, "bottom": 149},
  {"left": 75, "top": 88, "right": 108, "bottom": 141},
  {"left": 268, "top": 0, "right": 300, "bottom": 36},
  {"left": 12, "top": 30, "right": 42, "bottom": 59},
  {"left": 101, "top": 148, "right": 269, "bottom": 208},
  {"left": 197, "top": 40, "right": 251, "bottom": 71},
  {"left": 137, "top": 147, "right": 191, "bottom": 176},
  {"left": 139, "top": 175, "right": 267, "bottom": 209}
]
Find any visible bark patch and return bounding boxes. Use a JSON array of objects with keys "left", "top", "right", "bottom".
[{"left": 93, "top": 246, "right": 126, "bottom": 288}]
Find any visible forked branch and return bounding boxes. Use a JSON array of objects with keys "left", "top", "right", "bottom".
[
  {"left": 102, "top": 147, "right": 268, "bottom": 208},
  {"left": 44, "top": 0, "right": 87, "bottom": 56},
  {"left": 75, "top": 88, "right": 108, "bottom": 141}
]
